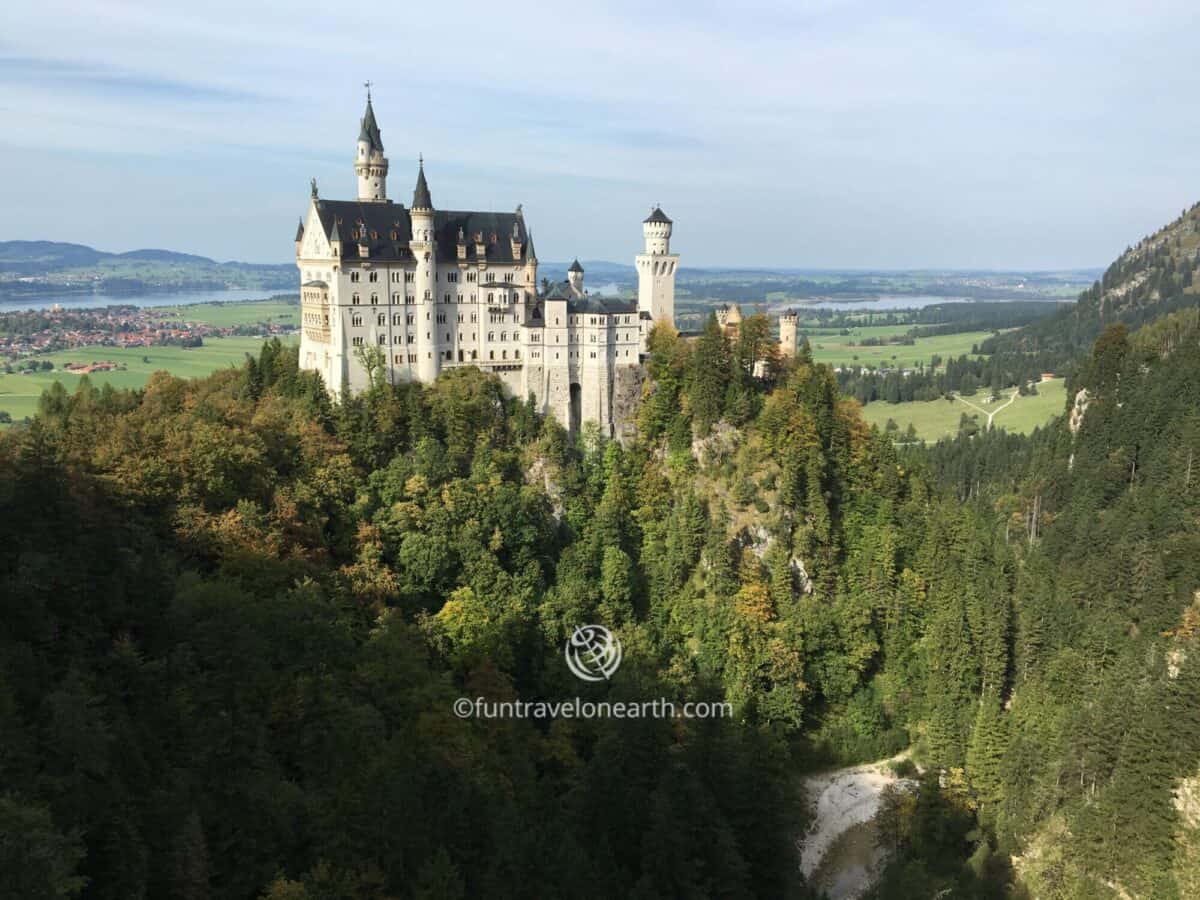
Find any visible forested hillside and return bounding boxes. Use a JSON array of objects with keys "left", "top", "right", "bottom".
[
  {"left": 0, "top": 328, "right": 919, "bottom": 899},
  {"left": 983, "top": 202, "right": 1200, "bottom": 359},
  {"left": 3, "top": 303, "right": 1199, "bottom": 897}
]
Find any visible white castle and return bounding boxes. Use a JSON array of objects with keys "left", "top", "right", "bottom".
[{"left": 295, "top": 92, "right": 678, "bottom": 436}]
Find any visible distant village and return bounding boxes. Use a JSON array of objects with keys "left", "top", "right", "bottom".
[{"left": 0, "top": 303, "right": 296, "bottom": 371}]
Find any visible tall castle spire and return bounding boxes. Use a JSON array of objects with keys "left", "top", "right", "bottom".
[
  {"left": 355, "top": 85, "right": 389, "bottom": 202},
  {"left": 412, "top": 155, "right": 433, "bottom": 210}
]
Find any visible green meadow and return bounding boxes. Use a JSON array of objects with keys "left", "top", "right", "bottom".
[
  {"left": 148, "top": 298, "right": 299, "bottom": 328},
  {"left": 0, "top": 335, "right": 297, "bottom": 423},
  {"left": 804, "top": 325, "right": 996, "bottom": 369},
  {"left": 860, "top": 377, "right": 1068, "bottom": 441}
]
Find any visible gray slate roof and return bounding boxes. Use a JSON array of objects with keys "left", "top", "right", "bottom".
[
  {"left": 568, "top": 258, "right": 584, "bottom": 273},
  {"left": 412, "top": 164, "right": 432, "bottom": 209},
  {"left": 359, "top": 100, "right": 384, "bottom": 152},
  {"left": 310, "top": 199, "right": 531, "bottom": 264},
  {"left": 644, "top": 205, "right": 672, "bottom": 225},
  {"left": 539, "top": 279, "right": 636, "bottom": 314}
]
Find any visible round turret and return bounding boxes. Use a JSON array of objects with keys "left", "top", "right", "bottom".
[{"left": 643, "top": 205, "right": 672, "bottom": 254}]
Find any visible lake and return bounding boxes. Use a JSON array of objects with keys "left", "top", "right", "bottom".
[{"left": 1, "top": 288, "right": 289, "bottom": 313}]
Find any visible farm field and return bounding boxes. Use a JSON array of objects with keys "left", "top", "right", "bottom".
[
  {"left": 148, "top": 298, "right": 298, "bottom": 328},
  {"left": 861, "top": 377, "right": 1067, "bottom": 441},
  {"left": 805, "top": 326, "right": 996, "bottom": 369},
  {"left": 0, "top": 335, "right": 296, "bottom": 423}
]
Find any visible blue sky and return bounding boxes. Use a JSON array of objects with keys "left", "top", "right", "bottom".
[{"left": 1, "top": 0, "right": 1198, "bottom": 268}]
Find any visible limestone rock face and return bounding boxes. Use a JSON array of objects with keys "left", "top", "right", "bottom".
[
  {"left": 1068, "top": 388, "right": 1090, "bottom": 435},
  {"left": 612, "top": 365, "right": 647, "bottom": 445}
]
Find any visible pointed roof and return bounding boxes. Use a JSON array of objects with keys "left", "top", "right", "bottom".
[
  {"left": 328, "top": 220, "right": 341, "bottom": 243},
  {"left": 644, "top": 205, "right": 672, "bottom": 225},
  {"left": 568, "top": 258, "right": 584, "bottom": 273},
  {"left": 412, "top": 158, "right": 432, "bottom": 209},
  {"left": 295, "top": 219, "right": 304, "bottom": 241},
  {"left": 526, "top": 230, "right": 537, "bottom": 262},
  {"left": 359, "top": 99, "right": 384, "bottom": 152}
]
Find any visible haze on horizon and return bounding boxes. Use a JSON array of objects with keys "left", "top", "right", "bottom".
[{"left": 1, "top": 0, "right": 1197, "bottom": 270}]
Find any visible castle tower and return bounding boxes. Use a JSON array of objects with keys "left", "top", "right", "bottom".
[
  {"left": 716, "top": 303, "right": 742, "bottom": 337},
  {"left": 779, "top": 310, "right": 799, "bottom": 357},
  {"left": 355, "top": 88, "right": 389, "bottom": 202},
  {"left": 567, "top": 259, "right": 585, "bottom": 296},
  {"left": 636, "top": 206, "right": 678, "bottom": 342},
  {"left": 410, "top": 158, "right": 438, "bottom": 382}
]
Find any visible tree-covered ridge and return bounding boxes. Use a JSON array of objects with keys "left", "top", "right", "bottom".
[{"left": 1, "top": 327, "right": 926, "bottom": 899}]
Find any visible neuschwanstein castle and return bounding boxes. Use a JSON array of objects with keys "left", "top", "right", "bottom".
[{"left": 295, "top": 93, "right": 679, "bottom": 436}]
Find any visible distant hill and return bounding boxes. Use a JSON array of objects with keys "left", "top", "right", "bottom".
[
  {"left": 0, "top": 240, "right": 296, "bottom": 299},
  {"left": 984, "top": 202, "right": 1200, "bottom": 354}
]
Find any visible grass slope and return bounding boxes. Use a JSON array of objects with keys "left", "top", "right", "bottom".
[{"left": 860, "top": 377, "right": 1067, "bottom": 441}]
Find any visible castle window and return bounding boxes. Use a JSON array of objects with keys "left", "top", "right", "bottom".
[
  {"left": 369, "top": 271, "right": 378, "bottom": 282},
  {"left": 444, "top": 350, "right": 452, "bottom": 360},
  {"left": 352, "top": 315, "right": 363, "bottom": 326},
  {"left": 377, "top": 314, "right": 386, "bottom": 326},
  {"left": 501, "top": 332, "right": 507, "bottom": 341},
  {"left": 350, "top": 272, "right": 360, "bottom": 282},
  {"left": 370, "top": 294, "right": 378, "bottom": 305},
  {"left": 352, "top": 336, "right": 364, "bottom": 346},
  {"left": 352, "top": 294, "right": 360, "bottom": 305},
  {"left": 502, "top": 350, "right": 508, "bottom": 359},
  {"left": 489, "top": 351, "right": 494, "bottom": 360},
  {"left": 378, "top": 335, "right": 386, "bottom": 345},
  {"left": 467, "top": 271, "right": 477, "bottom": 282},
  {"left": 487, "top": 293, "right": 494, "bottom": 303},
  {"left": 437, "top": 314, "right": 446, "bottom": 324},
  {"left": 408, "top": 335, "right": 415, "bottom": 344},
  {"left": 515, "top": 349, "right": 520, "bottom": 359},
  {"left": 405, "top": 272, "right": 414, "bottom": 283},
  {"left": 393, "top": 293, "right": 401, "bottom": 303},
  {"left": 406, "top": 314, "right": 414, "bottom": 325},
  {"left": 488, "top": 332, "right": 494, "bottom": 341},
  {"left": 457, "top": 294, "right": 463, "bottom": 303},
  {"left": 445, "top": 333, "right": 450, "bottom": 341},
  {"left": 444, "top": 293, "right": 451, "bottom": 303},
  {"left": 409, "top": 354, "right": 417, "bottom": 363}
]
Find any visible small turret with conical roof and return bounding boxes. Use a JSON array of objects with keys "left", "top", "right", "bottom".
[
  {"left": 355, "top": 85, "right": 389, "bottom": 202},
  {"left": 567, "top": 258, "right": 584, "bottom": 295},
  {"left": 412, "top": 156, "right": 433, "bottom": 210}
]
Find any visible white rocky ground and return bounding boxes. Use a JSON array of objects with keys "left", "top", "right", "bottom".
[{"left": 798, "top": 754, "right": 917, "bottom": 900}]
